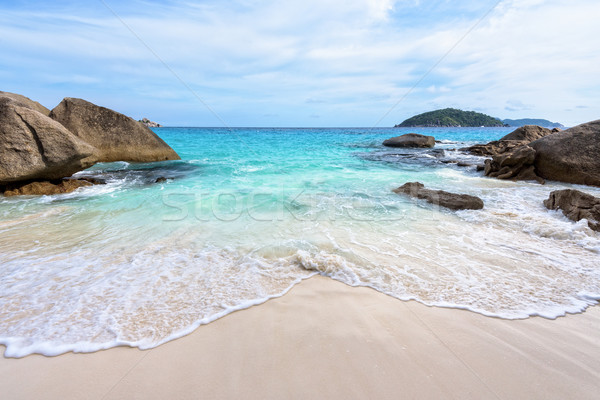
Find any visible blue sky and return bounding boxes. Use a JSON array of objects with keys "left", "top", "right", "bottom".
[{"left": 0, "top": 0, "right": 598, "bottom": 127}]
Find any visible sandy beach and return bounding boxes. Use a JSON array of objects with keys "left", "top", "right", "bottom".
[{"left": 2, "top": 275, "right": 599, "bottom": 399}]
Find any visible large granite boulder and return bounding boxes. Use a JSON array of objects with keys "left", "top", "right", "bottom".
[
  {"left": 50, "top": 98, "right": 180, "bottom": 163},
  {"left": 393, "top": 182, "right": 484, "bottom": 210},
  {"left": 483, "top": 145, "right": 544, "bottom": 184},
  {"left": 544, "top": 189, "right": 600, "bottom": 232},
  {"left": 383, "top": 133, "right": 435, "bottom": 148},
  {"left": 500, "top": 125, "right": 553, "bottom": 142},
  {"left": 0, "top": 91, "right": 50, "bottom": 116},
  {"left": 0, "top": 97, "right": 95, "bottom": 185},
  {"left": 462, "top": 125, "right": 554, "bottom": 156},
  {"left": 530, "top": 120, "right": 600, "bottom": 187}
]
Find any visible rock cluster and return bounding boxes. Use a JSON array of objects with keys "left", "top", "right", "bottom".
[
  {"left": 544, "top": 189, "right": 600, "bottom": 232},
  {"left": 469, "top": 121, "right": 600, "bottom": 187},
  {"left": 1, "top": 91, "right": 180, "bottom": 196},
  {"left": 393, "top": 182, "right": 484, "bottom": 211}
]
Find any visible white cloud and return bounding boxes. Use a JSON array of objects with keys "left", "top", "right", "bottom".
[
  {"left": 366, "top": 0, "right": 398, "bottom": 21},
  {"left": 0, "top": 0, "right": 598, "bottom": 126}
]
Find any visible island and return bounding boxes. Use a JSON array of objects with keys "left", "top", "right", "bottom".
[
  {"left": 395, "top": 108, "right": 507, "bottom": 127},
  {"left": 502, "top": 118, "right": 564, "bottom": 128}
]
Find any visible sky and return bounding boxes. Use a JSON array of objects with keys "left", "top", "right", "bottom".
[{"left": 0, "top": 0, "right": 598, "bottom": 127}]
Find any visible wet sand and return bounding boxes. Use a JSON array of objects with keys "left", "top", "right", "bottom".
[{"left": 2, "top": 275, "right": 599, "bottom": 399}]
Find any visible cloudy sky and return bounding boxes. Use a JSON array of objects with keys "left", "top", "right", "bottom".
[{"left": 1, "top": 0, "right": 598, "bottom": 127}]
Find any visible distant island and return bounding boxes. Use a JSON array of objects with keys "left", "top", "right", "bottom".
[
  {"left": 502, "top": 118, "right": 564, "bottom": 128},
  {"left": 395, "top": 108, "right": 507, "bottom": 127}
]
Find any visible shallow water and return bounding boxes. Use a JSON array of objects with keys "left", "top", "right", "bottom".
[{"left": 1, "top": 127, "right": 599, "bottom": 357}]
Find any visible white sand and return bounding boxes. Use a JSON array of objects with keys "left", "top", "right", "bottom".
[{"left": 2, "top": 275, "right": 600, "bottom": 399}]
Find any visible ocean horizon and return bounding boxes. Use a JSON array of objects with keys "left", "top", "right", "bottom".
[{"left": 1, "top": 126, "right": 600, "bottom": 358}]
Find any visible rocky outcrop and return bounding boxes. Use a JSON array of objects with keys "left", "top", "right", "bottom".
[
  {"left": 529, "top": 120, "right": 600, "bottom": 187},
  {"left": 0, "top": 91, "right": 50, "bottom": 116},
  {"left": 466, "top": 121, "right": 600, "bottom": 186},
  {"left": 383, "top": 133, "right": 435, "bottom": 148},
  {"left": 483, "top": 145, "right": 544, "bottom": 184},
  {"left": 1, "top": 92, "right": 181, "bottom": 196},
  {"left": 544, "top": 189, "right": 600, "bottom": 232},
  {"left": 0, "top": 97, "right": 95, "bottom": 185},
  {"left": 50, "top": 98, "right": 180, "bottom": 163},
  {"left": 462, "top": 125, "right": 554, "bottom": 156},
  {"left": 1, "top": 179, "right": 94, "bottom": 197},
  {"left": 140, "top": 118, "right": 162, "bottom": 128},
  {"left": 482, "top": 120, "right": 600, "bottom": 186},
  {"left": 393, "top": 182, "right": 484, "bottom": 210}
]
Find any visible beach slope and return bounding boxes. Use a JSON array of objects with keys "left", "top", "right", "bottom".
[{"left": 1, "top": 276, "right": 599, "bottom": 399}]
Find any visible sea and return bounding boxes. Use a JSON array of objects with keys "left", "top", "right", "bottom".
[{"left": 1, "top": 127, "right": 600, "bottom": 358}]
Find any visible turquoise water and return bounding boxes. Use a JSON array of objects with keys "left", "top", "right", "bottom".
[{"left": 1, "top": 127, "right": 600, "bottom": 357}]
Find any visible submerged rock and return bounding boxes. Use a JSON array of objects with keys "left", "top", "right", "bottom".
[
  {"left": 0, "top": 97, "right": 95, "bottom": 185},
  {"left": 383, "top": 133, "right": 435, "bottom": 148},
  {"left": 530, "top": 120, "right": 600, "bottom": 187},
  {"left": 544, "top": 189, "right": 600, "bottom": 232},
  {"left": 50, "top": 98, "right": 180, "bottom": 163},
  {"left": 1, "top": 179, "right": 94, "bottom": 197},
  {"left": 393, "top": 182, "right": 484, "bottom": 210}
]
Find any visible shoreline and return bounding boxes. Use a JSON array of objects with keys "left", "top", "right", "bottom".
[{"left": 2, "top": 275, "right": 599, "bottom": 399}]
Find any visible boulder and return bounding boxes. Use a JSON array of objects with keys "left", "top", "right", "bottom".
[
  {"left": 383, "top": 133, "right": 435, "bottom": 148},
  {"left": 49, "top": 98, "right": 180, "bottom": 163},
  {"left": 462, "top": 125, "right": 554, "bottom": 156},
  {"left": 0, "top": 91, "right": 50, "bottom": 116},
  {"left": 483, "top": 145, "right": 544, "bottom": 184},
  {"left": 0, "top": 97, "right": 95, "bottom": 185},
  {"left": 393, "top": 182, "right": 484, "bottom": 210},
  {"left": 544, "top": 189, "right": 600, "bottom": 231},
  {"left": 499, "top": 125, "right": 553, "bottom": 142},
  {"left": 529, "top": 120, "right": 600, "bottom": 187},
  {"left": 2, "top": 179, "right": 93, "bottom": 197}
]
